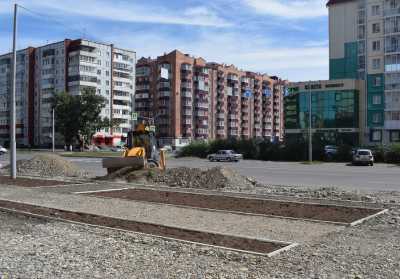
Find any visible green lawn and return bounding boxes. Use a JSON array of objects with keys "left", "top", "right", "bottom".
[{"left": 60, "top": 151, "right": 122, "bottom": 158}]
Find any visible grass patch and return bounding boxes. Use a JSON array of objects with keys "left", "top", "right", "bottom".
[
  {"left": 300, "top": 161, "right": 325, "bottom": 165},
  {"left": 60, "top": 151, "right": 122, "bottom": 158}
]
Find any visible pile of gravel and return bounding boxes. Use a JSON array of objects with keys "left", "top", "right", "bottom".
[
  {"left": 149, "top": 166, "right": 255, "bottom": 190},
  {"left": 1, "top": 154, "right": 86, "bottom": 178}
]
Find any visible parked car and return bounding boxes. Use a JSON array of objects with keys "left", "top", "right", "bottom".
[
  {"left": 324, "top": 145, "right": 338, "bottom": 160},
  {"left": 352, "top": 149, "right": 374, "bottom": 166},
  {"left": 207, "top": 150, "right": 243, "bottom": 162},
  {"left": 0, "top": 145, "right": 7, "bottom": 155}
]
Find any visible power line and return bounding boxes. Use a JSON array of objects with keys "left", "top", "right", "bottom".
[{"left": 16, "top": 4, "right": 95, "bottom": 41}]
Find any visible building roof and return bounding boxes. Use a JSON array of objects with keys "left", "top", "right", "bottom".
[{"left": 326, "top": 0, "right": 355, "bottom": 6}]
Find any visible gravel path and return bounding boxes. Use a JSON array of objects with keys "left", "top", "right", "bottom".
[{"left": 1, "top": 207, "right": 399, "bottom": 279}]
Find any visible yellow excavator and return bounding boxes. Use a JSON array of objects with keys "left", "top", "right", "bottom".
[{"left": 102, "top": 123, "right": 166, "bottom": 174}]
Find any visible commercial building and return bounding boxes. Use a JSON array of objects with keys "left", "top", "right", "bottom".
[
  {"left": 286, "top": 79, "right": 365, "bottom": 146},
  {"left": 328, "top": 0, "right": 400, "bottom": 143},
  {"left": 0, "top": 39, "right": 136, "bottom": 147},
  {"left": 135, "top": 50, "right": 286, "bottom": 147}
]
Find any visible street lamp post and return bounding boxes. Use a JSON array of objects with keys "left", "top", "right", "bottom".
[
  {"left": 10, "top": 4, "right": 18, "bottom": 179},
  {"left": 52, "top": 108, "right": 55, "bottom": 152},
  {"left": 308, "top": 81, "right": 313, "bottom": 163}
]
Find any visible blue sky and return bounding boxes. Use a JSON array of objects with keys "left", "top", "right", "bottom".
[{"left": 0, "top": 0, "right": 329, "bottom": 81}]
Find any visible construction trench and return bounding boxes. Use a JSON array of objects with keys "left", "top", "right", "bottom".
[{"left": 0, "top": 175, "right": 388, "bottom": 256}]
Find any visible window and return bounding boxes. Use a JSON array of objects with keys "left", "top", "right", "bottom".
[
  {"left": 372, "top": 41, "right": 380, "bottom": 51},
  {"left": 372, "top": 112, "right": 382, "bottom": 123},
  {"left": 371, "top": 130, "right": 382, "bottom": 142},
  {"left": 372, "top": 23, "right": 380, "bottom": 33},
  {"left": 372, "top": 58, "right": 381, "bottom": 69},
  {"left": 371, "top": 5, "right": 380, "bottom": 16},
  {"left": 372, "top": 95, "right": 382, "bottom": 105},
  {"left": 391, "top": 130, "right": 400, "bottom": 142},
  {"left": 373, "top": 76, "right": 382, "bottom": 86},
  {"left": 106, "top": 80, "right": 110, "bottom": 86},
  {"left": 97, "top": 70, "right": 101, "bottom": 75}
]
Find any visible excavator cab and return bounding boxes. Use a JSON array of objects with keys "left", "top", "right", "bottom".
[{"left": 102, "top": 123, "right": 166, "bottom": 174}]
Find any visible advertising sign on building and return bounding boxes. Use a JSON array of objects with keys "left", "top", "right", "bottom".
[
  {"left": 263, "top": 88, "right": 272, "bottom": 97},
  {"left": 160, "top": 67, "right": 169, "bottom": 79}
]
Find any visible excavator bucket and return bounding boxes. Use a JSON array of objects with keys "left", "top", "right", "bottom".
[{"left": 102, "top": 156, "right": 145, "bottom": 174}]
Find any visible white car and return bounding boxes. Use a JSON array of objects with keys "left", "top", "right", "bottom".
[
  {"left": 207, "top": 150, "right": 243, "bottom": 162},
  {"left": 352, "top": 149, "right": 374, "bottom": 166},
  {"left": 0, "top": 146, "right": 7, "bottom": 155}
]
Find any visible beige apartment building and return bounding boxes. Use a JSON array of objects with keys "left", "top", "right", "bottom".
[{"left": 135, "top": 50, "right": 285, "bottom": 147}]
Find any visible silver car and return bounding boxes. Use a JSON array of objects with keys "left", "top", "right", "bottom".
[
  {"left": 207, "top": 150, "right": 243, "bottom": 162},
  {"left": 352, "top": 149, "right": 374, "bottom": 166}
]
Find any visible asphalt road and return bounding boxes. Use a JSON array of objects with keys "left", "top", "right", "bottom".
[{"left": 1, "top": 152, "right": 399, "bottom": 192}]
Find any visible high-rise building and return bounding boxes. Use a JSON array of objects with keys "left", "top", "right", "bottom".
[
  {"left": 0, "top": 48, "right": 35, "bottom": 146},
  {"left": 328, "top": 0, "right": 400, "bottom": 144},
  {"left": 0, "top": 39, "right": 136, "bottom": 147},
  {"left": 135, "top": 50, "right": 285, "bottom": 147}
]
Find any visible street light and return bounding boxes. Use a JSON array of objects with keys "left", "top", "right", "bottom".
[
  {"left": 10, "top": 3, "right": 18, "bottom": 179},
  {"left": 308, "top": 80, "right": 313, "bottom": 163}
]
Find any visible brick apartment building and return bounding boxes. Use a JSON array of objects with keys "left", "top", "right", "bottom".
[
  {"left": 0, "top": 39, "right": 135, "bottom": 147},
  {"left": 135, "top": 50, "right": 286, "bottom": 147}
]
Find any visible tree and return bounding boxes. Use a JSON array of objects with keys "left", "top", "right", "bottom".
[{"left": 52, "top": 88, "right": 110, "bottom": 147}]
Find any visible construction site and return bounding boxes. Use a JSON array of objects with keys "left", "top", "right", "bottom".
[{"left": 0, "top": 153, "right": 399, "bottom": 278}]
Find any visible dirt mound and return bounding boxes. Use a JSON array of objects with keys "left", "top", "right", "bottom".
[
  {"left": 148, "top": 166, "right": 255, "bottom": 190},
  {"left": 2, "top": 154, "right": 86, "bottom": 178}
]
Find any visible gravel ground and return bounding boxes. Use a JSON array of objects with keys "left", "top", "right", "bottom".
[
  {"left": 0, "top": 206, "right": 399, "bottom": 279},
  {"left": 0, "top": 154, "right": 87, "bottom": 178}
]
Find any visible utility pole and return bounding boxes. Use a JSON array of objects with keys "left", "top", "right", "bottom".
[
  {"left": 52, "top": 108, "right": 55, "bottom": 152},
  {"left": 308, "top": 81, "right": 313, "bottom": 163},
  {"left": 10, "top": 3, "right": 18, "bottom": 179}
]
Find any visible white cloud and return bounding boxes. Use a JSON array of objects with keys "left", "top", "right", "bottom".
[
  {"left": 105, "top": 30, "right": 328, "bottom": 82},
  {"left": 243, "top": 0, "right": 327, "bottom": 19},
  {"left": 4, "top": 0, "right": 231, "bottom": 27}
]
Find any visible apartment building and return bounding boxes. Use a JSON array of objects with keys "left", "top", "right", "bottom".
[
  {"left": 135, "top": 50, "right": 285, "bottom": 147},
  {"left": 0, "top": 39, "right": 135, "bottom": 147},
  {"left": 328, "top": 0, "right": 400, "bottom": 143},
  {"left": 0, "top": 48, "right": 35, "bottom": 146}
]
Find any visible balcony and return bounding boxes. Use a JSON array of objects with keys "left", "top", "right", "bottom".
[
  {"left": 182, "top": 110, "right": 192, "bottom": 116},
  {"left": 195, "top": 111, "right": 208, "bottom": 117},
  {"left": 216, "top": 129, "right": 225, "bottom": 136},
  {"left": 217, "top": 113, "right": 225, "bottom": 119},
  {"left": 182, "top": 100, "right": 192, "bottom": 107},
  {"left": 158, "top": 91, "right": 170, "bottom": 98},
  {"left": 195, "top": 102, "right": 208, "bottom": 109},
  {"left": 181, "top": 82, "right": 192, "bottom": 89},
  {"left": 181, "top": 91, "right": 192, "bottom": 98},
  {"left": 228, "top": 122, "right": 238, "bottom": 128},
  {"left": 135, "top": 93, "right": 149, "bottom": 99},
  {"left": 182, "top": 119, "right": 192, "bottom": 125}
]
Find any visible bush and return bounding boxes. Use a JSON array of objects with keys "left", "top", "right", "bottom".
[
  {"left": 179, "top": 141, "right": 209, "bottom": 158},
  {"left": 385, "top": 144, "right": 400, "bottom": 164},
  {"left": 371, "top": 145, "right": 386, "bottom": 163},
  {"left": 177, "top": 139, "right": 400, "bottom": 165},
  {"left": 335, "top": 144, "right": 352, "bottom": 162}
]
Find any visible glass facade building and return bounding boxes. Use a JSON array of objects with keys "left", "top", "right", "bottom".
[{"left": 285, "top": 80, "right": 363, "bottom": 146}]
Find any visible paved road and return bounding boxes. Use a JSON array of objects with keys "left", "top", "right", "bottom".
[{"left": 1, "top": 152, "right": 399, "bottom": 192}]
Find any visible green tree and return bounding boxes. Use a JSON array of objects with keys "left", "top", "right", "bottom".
[{"left": 52, "top": 88, "right": 110, "bottom": 147}]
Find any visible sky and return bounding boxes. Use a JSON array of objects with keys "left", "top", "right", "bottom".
[{"left": 0, "top": 0, "right": 329, "bottom": 82}]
